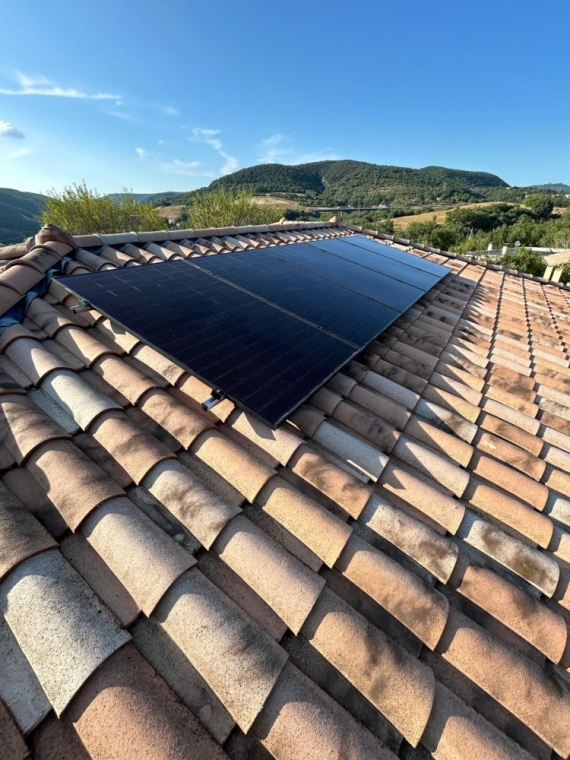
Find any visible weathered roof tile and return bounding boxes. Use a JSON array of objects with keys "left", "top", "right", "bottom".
[
  {"left": 0, "top": 550, "right": 130, "bottom": 715},
  {"left": 155, "top": 569, "right": 288, "bottom": 732}
]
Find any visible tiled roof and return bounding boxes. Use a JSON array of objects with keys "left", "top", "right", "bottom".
[{"left": 1, "top": 219, "right": 570, "bottom": 759}]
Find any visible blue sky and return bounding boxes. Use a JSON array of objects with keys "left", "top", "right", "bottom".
[{"left": 1, "top": 0, "right": 568, "bottom": 194}]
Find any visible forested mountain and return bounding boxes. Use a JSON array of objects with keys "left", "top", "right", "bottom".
[
  {"left": 169, "top": 160, "right": 509, "bottom": 207},
  {"left": 0, "top": 188, "right": 46, "bottom": 245},
  {"left": 531, "top": 183, "right": 570, "bottom": 193}
]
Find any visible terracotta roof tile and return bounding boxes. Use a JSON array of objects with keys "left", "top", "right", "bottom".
[
  {"left": 27, "top": 713, "right": 91, "bottom": 760},
  {"left": 144, "top": 458, "right": 241, "bottom": 548},
  {"left": 252, "top": 661, "right": 395, "bottom": 759},
  {"left": 459, "top": 513, "right": 559, "bottom": 595},
  {"left": 155, "top": 569, "right": 288, "bottom": 732},
  {"left": 302, "top": 587, "right": 435, "bottom": 747},
  {"left": 130, "top": 343, "right": 186, "bottom": 385},
  {"left": 68, "top": 643, "right": 228, "bottom": 759},
  {"left": 312, "top": 421, "right": 389, "bottom": 481},
  {"left": 131, "top": 614, "right": 235, "bottom": 744},
  {"left": 4, "top": 338, "right": 72, "bottom": 385},
  {"left": 81, "top": 496, "right": 195, "bottom": 614},
  {"left": 0, "top": 482, "right": 56, "bottom": 581},
  {"left": 26, "top": 438, "right": 125, "bottom": 530},
  {"left": 0, "top": 393, "right": 71, "bottom": 464},
  {"left": 257, "top": 476, "right": 352, "bottom": 567},
  {"left": 0, "top": 550, "right": 130, "bottom": 715},
  {"left": 89, "top": 409, "right": 175, "bottom": 484},
  {"left": 0, "top": 615, "right": 51, "bottom": 734},
  {"left": 456, "top": 563, "right": 567, "bottom": 662},
  {"left": 54, "top": 325, "right": 120, "bottom": 367},
  {"left": 198, "top": 549, "right": 287, "bottom": 642},
  {"left": 60, "top": 531, "right": 139, "bottom": 626},
  {"left": 422, "top": 680, "right": 534, "bottom": 760},
  {"left": 138, "top": 388, "right": 213, "bottom": 449},
  {"left": 288, "top": 444, "right": 372, "bottom": 518},
  {"left": 40, "top": 369, "right": 121, "bottom": 430},
  {"left": 437, "top": 607, "right": 570, "bottom": 756},
  {"left": 214, "top": 513, "right": 325, "bottom": 633},
  {"left": 360, "top": 492, "right": 458, "bottom": 582},
  {"left": 1, "top": 468, "right": 66, "bottom": 537},
  {"left": 381, "top": 461, "right": 465, "bottom": 533},
  {"left": 0, "top": 698, "right": 29, "bottom": 760},
  {"left": 337, "top": 533, "right": 449, "bottom": 649},
  {"left": 191, "top": 429, "right": 275, "bottom": 502},
  {"left": 469, "top": 451, "right": 549, "bottom": 509},
  {"left": 228, "top": 410, "right": 302, "bottom": 466}
]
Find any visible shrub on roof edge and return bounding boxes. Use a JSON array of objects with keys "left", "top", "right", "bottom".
[{"left": 41, "top": 182, "right": 168, "bottom": 235}]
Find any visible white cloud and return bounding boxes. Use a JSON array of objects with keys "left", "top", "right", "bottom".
[
  {"left": 135, "top": 146, "right": 211, "bottom": 177},
  {"left": 190, "top": 127, "right": 239, "bottom": 176},
  {"left": 220, "top": 151, "right": 239, "bottom": 175},
  {"left": 8, "top": 147, "right": 31, "bottom": 158},
  {"left": 106, "top": 110, "right": 133, "bottom": 121},
  {"left": 0, "top": 120, "right": 25, "bottom": 139},
  {"left": 0, "top": 71, "right": 120, "bottom": 100},
  {"left": 258, "top": 133, "right": 341, "bottom": 164},
  {"left": 156, "top": 158, "right": 205, "bottom": 177},
  {"left": 161, "top": 105, "right": 179, "bottom": 116}
]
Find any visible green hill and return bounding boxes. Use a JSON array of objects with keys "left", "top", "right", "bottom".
[
  {"left": 0, "top": 188, "right": 46, "bottom": 246},
  {"left": 531, "top": 183, "right": 570, "bottom": 193},
  {"left": 108, "top": 191, "right": 181, "bottom": 204},
  {"left": 170, "top": 160, "right": 509, "bottom": 207}
]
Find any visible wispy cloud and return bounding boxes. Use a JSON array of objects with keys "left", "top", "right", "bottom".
[
  {"left": 0, "top": 71, "right": 120, "bottom": 100},
  {"left": 190, "top": 127, "right": 238, "bottom": 176},
  {"left": 0, "top": 120, "right": 25, "bottom": 139},
  {"left": 135, "top": 146, "right": 211, "bottom": 177},
  {"left": 161, "top": 105, "right": 179, "bottom": 116},
  {"left": 106, "top": 109, "right": 133, "bottom": 121},
  {"left": 258, "top": 133, "right": 341, "bottom": 164},
  {"left": 8, "top": 147, "right": 31, "bottom": 158},
  {"left": 157, "top": 158, "right": 205, "bottom": 177}
]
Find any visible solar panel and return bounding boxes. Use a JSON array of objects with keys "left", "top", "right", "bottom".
[
  {"left": 187, "top": 249, "right": 400, "bottom": 346},
  {"left": 259, "top": 242, "right": 425, "bottom": 312},
  {"left": 57, "top": 236, "right": 448, "bottom": 428},
  {"left": 57, "top": 262, "right": 357, "bottom": 427},
  {"left": 306, "top": 238, "right": 442, "bottom": 290},
  {"left": 336, "top": 234, "right": 446, "bottom": 276}
]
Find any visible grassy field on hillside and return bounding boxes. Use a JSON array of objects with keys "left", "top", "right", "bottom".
[{"left": 393, "top": 202, "right": 510, "bottom": 230}]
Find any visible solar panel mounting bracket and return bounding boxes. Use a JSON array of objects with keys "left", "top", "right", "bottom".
[
  {"left": 201, "top": 389, "right": 226, "bottom": 412},
  {"left": 70, "top": 298, "right": 93, "bottom": 314}
]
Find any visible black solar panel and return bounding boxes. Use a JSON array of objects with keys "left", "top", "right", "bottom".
[
  {"left": 57, "top": 262, "right": 357, "bottom": 427},
  {"left": 187, "top": 249, "right": 400, "bottom": 347},
  {"left": 337, "top": 234, "right": 446, "bottom": 276},
  {"left": 259, "top": 242, "right": 425, "bottom": 312},
  {"left": 57, "top": 236, "right": 448, "bottom": 428},
  {"left": 307, "top": 238, "right": 442, "bottom": 290}
]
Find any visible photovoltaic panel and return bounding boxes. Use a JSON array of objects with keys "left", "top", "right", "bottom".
[
  {"left": 307, "top": 238, "right": 442, "bottom": 290},
  {"left": 336, "top": 234, "right": 447, "bottom": 277},
  {"left": 57, "top": 262, "right": 357, "bottom": 428},
  {"left": 187, "top": 249, "right": 400, "bottom": 346},
  {"left": 57, "top": 235, "right": 448, "bottom": 429},
  {"left": 259, "top": 242, "right": 425, "bottom": 312}
]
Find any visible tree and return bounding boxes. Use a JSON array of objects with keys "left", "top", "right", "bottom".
[
  {"left": 182, "top": 187, "right": 283, "bottom": 229},
  {"left": 524, "top": 195, "right": 554, "bottom": 219},
  {"left": 42, "top": 182, "right": 168, "bottom": 235}
]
